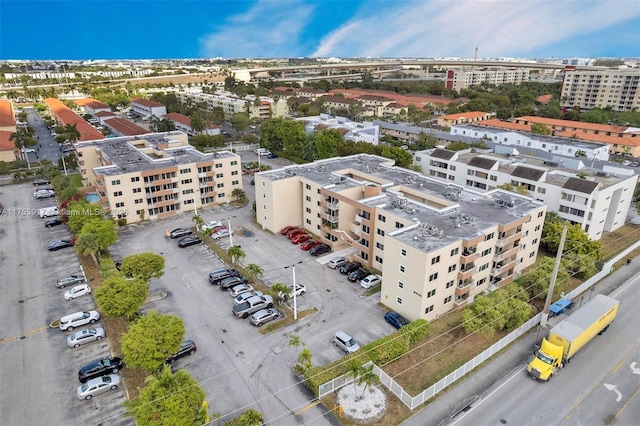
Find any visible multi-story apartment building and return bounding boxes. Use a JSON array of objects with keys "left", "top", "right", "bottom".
[
  {"left": 560, "top": 66, "right": 640, "bottom": 112},
  {"left": 130, "top": 98, "right": 167, "bottom": 119},
  {"left": 445, "top": 67, "right": 531, "bottom": 91},
  {"left": 414, "top": 148, "right": 637, "bottom": 240},
  {"left": 255, "top": 154, "right": 546, "bottom": 321},
  {"left": 0, "top": 99, "right": 17, "bottom": 162},
  {"left": 75, "top": 131, "right": 242, "bottom": 223},
  {"left": 295, "top": 114, "right": 380, "bottom": 144},
  {"left": 176, "top": 91, "right": 289, "bottom": 120},
  {"left": 162, "top": 112, "right": 221, "bottom": 136}
]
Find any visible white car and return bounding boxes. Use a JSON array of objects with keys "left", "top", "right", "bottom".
[
  {"left": 280, "top": 283, "right": 307, "bottom": 301},
  {"left": 360, "top": 274, "right": 382, "bottom": 289},
  {"left": 77, "top": 374, "right": 121, "bottom": 400},
  {"left": 211, "top": 229, "right": 233, "bottom": 240},
  {"left": 64, "top": 284, "right": 92, "bottom": 300},
  {"left": 229, "top": 283, "right": 253, "bottom": 297},
  {"left": 201, "top": 220, "right": 223, "bottom": 231},
  {"left": 59, "top": 310, "right": 100, "bottom": 331}
]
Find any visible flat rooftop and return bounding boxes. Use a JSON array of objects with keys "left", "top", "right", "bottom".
[
  {"left": 76, "top": 131, "right": 237, "bottom": 176},
  {"left": 260, "top": 154, "right": 542, "bottom": 250}
]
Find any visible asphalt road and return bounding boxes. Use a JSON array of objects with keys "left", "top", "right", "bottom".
[
  {"left": 0, "top": 183, "right": 130, "bottom": 426},
  {"left": 23, "top": 107, "right": 62, "bottom": 165}
]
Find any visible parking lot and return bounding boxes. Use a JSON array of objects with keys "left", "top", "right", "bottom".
[{"left": 0, "top": 183, "right": 129, "bottom": 426}]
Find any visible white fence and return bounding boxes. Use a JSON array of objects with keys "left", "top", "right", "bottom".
[{"left": 318, "top": 239, "right": 640, "bottom": 409}]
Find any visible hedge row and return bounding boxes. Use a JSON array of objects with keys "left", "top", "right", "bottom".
[{"left": 305, "top": 319, "right": 430, "bottom": 396}]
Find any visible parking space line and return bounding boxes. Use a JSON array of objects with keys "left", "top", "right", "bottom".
[
  {"left": 295, "top": 399, "right": 321, "bottom": 415},
  {"left": 0, "top": 325, "right": 48, "bottom": 344}
]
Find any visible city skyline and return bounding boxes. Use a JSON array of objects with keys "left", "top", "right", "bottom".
[{"left": 1, "top": 0, "right": 639, "bottom": 60}]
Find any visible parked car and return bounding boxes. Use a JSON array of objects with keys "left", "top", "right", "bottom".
[
  {"left": 339, "top": 261, "right": 362, "bottom": 275},
  {"left": 166, "top": 340, "right": 197, "bottom": 363},
  {"left": 178, "top": 235, "right": 202, "bottom": 248},
  {"left": 333, "top": 331, "right": 360, "bottom": 354},
  {"left": 211, "top": 229, "right": 233, "bottom": 240},
  {"left": 300, "top": 240, "right": 321, "bottom": 251},
  {"left": 229, "top": 283, "right": 253, "bottom": 297},
  {"left": 286, "top": 228, "right": 305, "bottom": 239},
  {"left": 39, "top": 206, "right": 59, "bottom": 218},
  {"left": 34, "top": 189, "right": 55, "bottom": 199},
  {"left": 234, "top": 290, "right": 264, "bottom": 305},
  {"left": 384, "top": 312, "right": 410, "bottom": 330},
  {"left": 210, "top": 225, "right": 227, "bottom": 234},
  {"left": 280, "top": 225, "right": 297, "bottom": 235},
  {"left": 67, "top": 328, "right": 105, "bottom": 348},
  {"left": 360, "top": 274, "right": 382, "bottom": 289},
  {"left": 267, "top": 153, "right": 279, "bottom": 159},
  {"left": 310, "top": 244, "right": 331, "bottom": 256},
  {"left": 48, "top": 239, "right": 73, "bottom": 251},
  {"left": 201, "top": 220, "right": 223, "bottom": 231},
  {"left": 280, "top": 283, "right": 307, "bottom": 301},
  {"left": 208, "top": 268, "right": 240, "bottom": 284},
  {"left": 77, "top": 374, "right": 121, "bottom": 400},
  {"left": 250, "top": 308, "right": 281, "bottom": 327},
  {"left": 219, "top": 276, "right": 249, "bottom": 290},
  {"left": 33, "top": 178, "right": 51, "bottom": 186},
  {"left": 64, "top": 284, "right": 91, "bottom": 300},
  {"left": 291, "top": 233, "right": 311, "bottom": 244},
  {"left": 167, "top": 228, "right": 192, "bottom": 239},
  {"left": 56, "top": 274, "right": 86, "bottom": 288},
  {"left": 59, "top": 310, "right": 100, "bottom": 331},
  {"left": 348, "top": 268, "right": 370, "bottom": 282},
  {"left": 232, "top": 295, "right": 274, "bottom": 318},
  {"left": 78, "top": 357, "right": 124, "bottom": 383},
  {"left": 44, "top": 218, "right": 63, "bottom": 228},
  {"left": 328, "top": 256, "right": 348, "bottom": 269}
]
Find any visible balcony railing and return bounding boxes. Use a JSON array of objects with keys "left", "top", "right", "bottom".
[{"left": 326, "top": 215, "right": 339, "bottom": 224}]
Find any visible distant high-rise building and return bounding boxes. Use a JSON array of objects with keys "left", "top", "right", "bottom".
[
  {"left": 445, "top": 67, "right": 530, "bottom": 91},
  {"left": 560, "top": 66, "right": 640, "bottom": 112}
]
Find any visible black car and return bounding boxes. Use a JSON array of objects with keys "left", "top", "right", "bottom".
[
  {"left": 309, "top": 244, "right": 331, "bottom": 256},
  {"left": 33, "top": 177, "right": 51, "bottom": 186},
  {"left": 44, "top": 218, "right": 63, "bottom": 228},
  {"left": 166, "top": 340, "right": 197, "bottom": 363},
  {"left": 178, "top": 235, "right": 202, "bottom": 248},
  {"left": 208, "top": 268, "right": 240, "bottom": 284},
  {"left": 167, "top": 228, "right": 192, "bottom": 239},
  {"left": 219, "top": 276, "right": 249, "bottom": 290},
  {"left": 348, "top": 268, "right": 370, "bottom": 282},
  {"left": 48, "top": 240, "right": 73, "bottom": 251},
  {"left": 339, "top": 261, "right": 362, "bottom": 275},
  {"left": 78, "top": 356, "right": 124, "bottom": 383}
]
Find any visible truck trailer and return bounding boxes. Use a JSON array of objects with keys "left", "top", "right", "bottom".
[{"left": 527, "top": 294, "right": 619, "bottom": 381}]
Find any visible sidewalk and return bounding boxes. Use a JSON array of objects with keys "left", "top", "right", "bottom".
[{"left": 401, "top": 261, "right": 640, "bottom": 426}]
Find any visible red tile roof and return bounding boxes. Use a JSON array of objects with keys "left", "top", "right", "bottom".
[
  {"left": 131, "top": 98, "right": 165, "bottom": 108},
  {"left": 322, "top": 95, "right": 359, "bottom": 105},
  {"left": 73, "top": 98, "right": 101, "bottom": 107},
  {"left": 163, "top": 112, "right": 191, "bottom": 126},
  {"left": 104, "top": 118, "right": 148, "bottom": 136},
  {"left": 44, "top": 98, "right": 104, "bottom": 141},
  {"left": 440, "top": 111, "right": 490, "bottom": 121},
  {"left": 0, "top": 100, "right": 15, "bottom": 127},
  {"left": 515, "top": 116, "right": 631, "bottom": 134},
  {"left": 475, "top": 119, "right": 531, "bottom": 131},
  {"left": 329, "top": 88, "right": 455, "bottom": 106},
  {"left": 536, "top": 94, "right": 553, "bottom": 105},
  {"left": 0, "top": 130, "right": 16, "bottom": 151},
  {"left": 85, "top": 100, "right": 110, "bottom": 110},
  {"left": 95, "top": 111, "right": 116, "bottom": 117}
]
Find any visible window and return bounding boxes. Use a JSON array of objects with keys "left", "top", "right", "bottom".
[
  {"left": 362, "top": 225, "right": 370, "bottom": 234},
  {"left": 182, "top": 189, "right": 194, "bottom": 194},
  {"left": 401, "top": 249, "right": 407, "bottom": 257},
  {"left": 535, "top": 225, "right": 541, "bottom": 231},
  {"left": 537, "top": 187, "right": 546, "bottom": 194},
  {"left": 136, "top": 209, "right": 144, "bottom": 216},
  {"left": 431, "top": 255, "right": 440, "bottom": 264},
  {"left": 115, "top": 202, "right": 124, "bottom": 208},
  {"left": 232, "top": 180, "right": 239, "bottom": 185},
  {"left": 375, "top": 255, "right": 383, "bottom": 263},
  {"left": 425, "top": 305, "right": 434, "bottom": 314},
  {"left": 306, "top": 184, "right": 311, "bottom": 190},
  {"left": 448, "top": 264, "right": 456, "bottom": 273},
  {"left": 135, "top": 199, "right": 143, "bottom": 204},
  {"left": 395, "top": 221, "right": 405, "bottom": 229},
  {"left": 485, "top": 232, "right": 494, "bottom": 241},
  {"left": 305, "top": 196, "right": 311, "bottom": 202},
  {"left": 179, "top": 168, "right": 191, "bottom": 174},
  {"left": 215, "top": 163, "right": 223, "bottom": 168},
  {"left": 113, "top": 191, "right": 122, "bottom": 197},
  {"left": 377, "top": 229, "right": 385, "bottom": 236},
  {"left": 183, "top": 199, "right": 194, "bottom": 205},
  {"left": 481, "top": 248, "right": 491, "bottom": 256},
  {"left": 538, "top": 211, "right": 544, "bottom": 218},
  {"left": 478, "top": 263, "right": 489, "bottom": 271},
  {"left": 231, "top": 171, "right": 238, "bottom": 176},
  {"left": 218, "top": 193, "right": 225, "bottom": 198},
  {"left": 306, "top": 219, "right": 311, "bottom": 225},
  {"left": 376, "top": 242, "right": 384, "bottom": 250},
  {"left": 230, "top": 161, "right": 237, "bottom": 166},
  {"left": 450, "top": 165, "right": 456, "bottom": 171},
  {"left": 216, "top": 173, "right": 223, "bottom": 178},
  {"left": 378, "top": 214, "right": 386, "bottom": 222},
  {"left": 444, "top": 295, "right": 452, "bottom": 304},
  {"left": 477, "top": 277, "right": 486, "bottom": 286},
  {"left": 181, "top": 179, "right": 192, "bottom": 185},
  {"left": 133, "top": 187, "right": 141, "bottom": 193},
  {"left": 429, "top": 273, "right": 438, "bottom": 282},
  {"left": 450, "top": 247, "right": 459, "bottom": 256},
  {"left": 131, "top": 176, "right": 140, "bottom": 182},
  {"left": 529, "top": 251, "right": 535, "bottom": 258},
  {"left": 532, "top": 238, "right": 538, "bottom": 245},
  {"left": 111, "top": 179, "right": 120, "bottom": 185},
  {"left": 306, "top": 207, "right": 311, "bottom": 213},
  {"left": 396, "top": 297, "right": 403, "bottom": 305},
  {"left": 490, "top": 175, "right": 497, "bottom": 181},
  {"left": 399, "top": 265, "right": 405, "bottom": 273},
  {"left": 217, "top": 183, "right": 224, "bottom": 188},
  {"left": 446, "top": 280, "right": 454, "bottom": 289},
  {"left": 398, "top": 282, "right": 404, "bottom": 289}
]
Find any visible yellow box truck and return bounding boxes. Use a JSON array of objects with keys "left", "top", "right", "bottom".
[{"left": 527, "top": 294, "right": 618, "bottom": 381}]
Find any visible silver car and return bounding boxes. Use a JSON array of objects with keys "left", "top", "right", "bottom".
[
  {"left": 67, "top": 328, "right": 105, "bottom": 348},
  {"left": 229, "top": 283, "right": 253, "bottom": 297},
  {"left": 77, "top": 374, "right": 121, "bottom": 400},
  {"left": 63, "top": 284, "right": 91, "bottom": 300},
  {"left": 233, "top": 290, "right": 263, "bottom": 305},
  {"left": 328, "top": 256, "right": 347, "bottom": 269},
  {"left": 250, "top": 308, "right": 280, "bottom": 327}
]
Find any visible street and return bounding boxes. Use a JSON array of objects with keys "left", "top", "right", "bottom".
[{"left": 23, "top": 106, "right": 62, "bottom": 165}]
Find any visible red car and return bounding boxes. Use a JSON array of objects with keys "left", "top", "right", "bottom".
[
  {"left": 291, "top": 234, "right": 312, "bottom": 244},
  {"left": 287, "top": 229, "right": 305, "bottom": 239},
  {"left": 280, "top": 226, "right": 297, "bottom": 235},
  {"left": 300, "top": 240, "right": 321, "bottom": 251}
]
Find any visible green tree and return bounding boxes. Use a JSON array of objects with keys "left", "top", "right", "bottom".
[
  {"left": 345, "top": 358, "right": 363, "bottom": 393},
  {"left": 94, "top": 276, "right": 149, "bottom": 319},
  {"left": 259, "top": 118, "right": 284, "bottom": 152},
  {"left": 297, "top": 348, "right": 313, "bottom": 371},
  {"left": 541, "top": 220, "right": 602, "bottom": 259},
  {"left": 517, "top": 257, "right": 570, "bottom": 300},
  {"left": 192, "top": 214, "right": 205, "bottom": 230},
  {"left": 530, "top": 122, "right": 552, "bottom": 135},
  {"left": 231, "top": 188, "right": 247, "bottom": 201},
  {"left": 62, "top": 123, "right": 81, "bottom": 143},
  {"left": 314, "top": 128, "right": 343, "bottom": 159},
  {"left": 270, "top": 283, "right": 291, "bottom": 304},
  {"left": 358, "top": 363, "right": 380, "bottom": 398},
  {"left": 278, "top": 120, "right": 308, "bottom": 159},
  {"left": 288, "top": 334, "right": 304, "bottom": 350},
  {"left": 189, "top": 111, "right": 205, "bottom": 133},
  {"left": 231, "top": 112, "right": 250, "bottom": 136},
  {"left": 462, "top": 283, "right": 531, "bottom": 336},
  {"left": 224, "top": 409, "right": 264, "bottom": 426},
  {"left": 380, "top": 146, "right": 414, "bottom": 168},
  {"left": 150, "top": 117, "right": 177, "bottom": 132},
  {"left": 121, "top": 311, "right": 185, "bottom": 372},
  {"left": 228, "top": 245, "right": 245, "bottom": 263},
  {"left": 210, "top": 106, "right": 225, "bottom": 125},
  {"left": 245, "top": 263, "right": 264, "bottom": 282},
  {"left": 75, "top": 219, "right": 118, "bottom": 259},
  {"left": 121, "top": 253, "right": 166, "bottom": 282},
  {"left": 124, "top": 365, "right": 208, "bottom": 426}
]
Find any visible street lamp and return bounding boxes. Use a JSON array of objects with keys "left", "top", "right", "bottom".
[
  {"left": 285, "top": 261, "right": 303, "bottom": 320},
  {"left": 222, "top": 215, "right": 237, "bottom": 247}
]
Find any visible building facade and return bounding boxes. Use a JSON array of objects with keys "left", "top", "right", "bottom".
[
  {"left": 445, "top": 68, "right": 531, "bottom": 91},
  {"left": 295, "top": 114, "right": 380, "bottom": 144},
  {"left": 255, "top": 154, "right": 546, "bottom": 321},
  {"left": 163, "top": 112, "right": 221, "bottom": 136},
  {"left": 414, "top": 148, "right": 637, "bottom": 240},
  {"left": 176, "top": 91, "right": 289, "bottom": 120},
  {"left": 75, "top": 131, "right": 242, "bottom": 223},
  {"left": 560, "top": 66, "right": 640, "bottom": 112},
  {"left": 130, "top": 98, "right": 168, "bottom": 119}
]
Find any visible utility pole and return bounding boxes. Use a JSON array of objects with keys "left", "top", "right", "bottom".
[{"left": 540, "top": 224, "right": 567, "bottom": 328}]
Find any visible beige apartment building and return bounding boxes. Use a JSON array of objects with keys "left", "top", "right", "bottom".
[
  {"left": 445, "top": 67, "right": 531, "bottom": 91},
  {"left": 75, "top": 131, "right": 242, "bottom": 223},
  {"left": 255, "top": 155, "right": 546, "bottom": 321},
  {"left": 176, "top": 91, "right": 289, "bottom": 120},
  {"left": 560, "top": 66, "right": 640, "bottom": 112}
]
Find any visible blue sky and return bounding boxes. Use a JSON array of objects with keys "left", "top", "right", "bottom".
[{"left": 1, "top": 0, "right": 639, "bottom": 60}]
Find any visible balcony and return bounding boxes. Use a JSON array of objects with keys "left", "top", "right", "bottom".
[
  {"left": 455, "top": 284, "right": 471, "bottom": 297},
  {"left": 326, "top": 201, "right": 339, "bottom": 210},
  {"left": 453, "top": 296, "right": 469, "bottom": 308},
  {"left": 495, "top": 246, "right": 518, "bottom": 261},
  {"left": 496, "top": 232, "right": 520, "bottom": 247},
  {"left": 461, "top": 247, "right": 479, "bottom": 262},
  {"left": 324, "top": 214, "right": 339, "bottom": 224}
]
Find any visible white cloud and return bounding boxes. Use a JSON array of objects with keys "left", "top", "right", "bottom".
[
  {"left": 200, "top": 0, "right": 314, "bottom": 57},
  {"left": 312, "top": 0, "right": 640, "bottom": 58}
]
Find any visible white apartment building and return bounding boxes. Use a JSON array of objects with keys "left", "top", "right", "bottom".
[
  {"left": 163, "top": 112, "right": 221, "bottom": 136},
  {"left": 451, "top": 124, "right": 610, "bottom": 161},
  {"left": 254, "top": 154, "right": 546, "bottom": 321},
  {"left": 75, "top": 131, "right": 242, "bottom": 223},
  {"left": 130, "top": 98, "right": 167, "bottom": 119},
  {"left": 414, "top": 148, "right": 637, "bottom": 240},
  {"left": 176, "top": 91, "right": 290, "bottom": 120},
  {"left": 445, "top": 67, "right": 531, "bottom": 91},
  {"left": 560, "top": 66, "right": 640, "bottom": 112},
  {"left": 295, "top": 114, "right": 380, "bottom": 145}
]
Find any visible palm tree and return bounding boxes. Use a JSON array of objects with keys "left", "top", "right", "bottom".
[
  {"left": 231, "top": 188, "right": 246, "bottom": 201},
  {"left": 358, "top": 363, "right": 380, "bottom": 398},
  {"left": 270, "top": 283, "right": 290, "bottom": 304},
  {"left": 227, "top": 245, "right": 245, "bottom": 264},
  {"left": 297, "top": 348, "right": 313, "bottom": 371},
  {"left": 192, "top": 214, "right": 204, "bottom": 230},
  {"left": 63, "top": 123, "right": 81, "bottom": 144},
  {"left": 245, "top": 263, "right": 264, "bottom": 282},
  {"left": 288, "top": 334, "right": 304, "bottom": 350},
  {"left": 346, "top": 358, "right": 363, "bottom": 393}
]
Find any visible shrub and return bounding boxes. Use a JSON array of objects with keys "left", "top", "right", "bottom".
[
  {"left": 117, "top": 218, "right": 127, "bottom": 226},
  {"left": 99, "top": 256, "right": 120, "bottom": 280},
  {"left": 402, "top": 319, "right": 430, "bottom": 345},
  {"left": 363, "top": 334, "right": 409, "bottom": 364}
]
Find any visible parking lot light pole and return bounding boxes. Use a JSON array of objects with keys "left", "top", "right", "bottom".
[
  {"left": 225, "top": 215, "right": 237, "bottom": 247},
  {"left": 286, "top": 261, "right": 303, "bottom": 320}
]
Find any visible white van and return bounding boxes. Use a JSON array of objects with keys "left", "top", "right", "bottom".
[
  {"left": 40, "top": 206, "right": 59, "bottom": 218},
  {"left": 254, "top": 148, "right": 271, "bottom": 156},
  {"left": 59, "top": 311, "right": 100, "bottom": 331}
]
